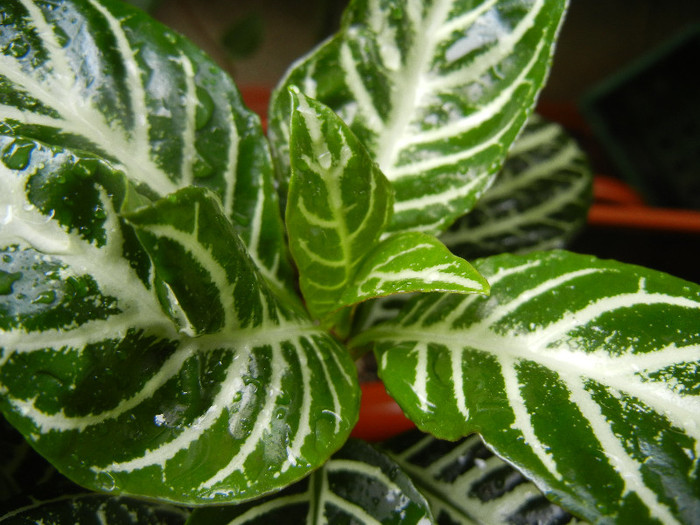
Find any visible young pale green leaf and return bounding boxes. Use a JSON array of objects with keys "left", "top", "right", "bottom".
[
  {"left": 440, "top": 115, "right": 593, "bottom": 258},
  {"left": 382, "top": 430, "right": 580, "bottom": 525},
  {"left": 340, "top": 232, "right": 489, "bottom": 308},
  {"left": 187, "top": 440, "right": 433, "bottom": 525},
  {"left": 0, "top": 0, "right": 294, "bottom": 299},
  {"left": 363, "top": 251, "right": 700, "bottom": 524},
  {"left": 270, "top": 0, "right": 569, "bottom": 234},
  {"left": 2, "top": 493, "right": 189, "bottom": 524},
  {"left": 287, "top": 88, "right": 393, "bottom": 321},
  {"left": 0, "top": 136, "right": 359, "bottom": 505}
]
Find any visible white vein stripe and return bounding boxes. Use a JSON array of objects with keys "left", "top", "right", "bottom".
[
  {"left": 536, "top": 290, "right": 700, "bottom": 348},
  {"left": 340, "top": 40, "right": 384, "bottom": 132},
  {"left": 326, "top": 460, "right": 403, "bottom": 493},
  {"left": 7, "top": 342, "right": 193, "bottom": 433},
  {"left": 87, "top": 0, "right": 150, "bottom": 160},
  {"left": 476, "top": 268, "right": 603, "bottom": 329},
  {"left": 18, "top": 0, "right": 75, "bottom": 90},
  {"left": 566, "top": 379, "right": 680, "bottom": 525},
  {"left": 428, "top": 0, "right": 546, "bottom": 91},
  {"left": 387, "top": 107, "right": 520, "bottom": 180},
  {"left": 279, "top": 336, "right": 314, "bottom": 475},
  {"left": 222, "top": 106, "right": 240, "bottom": 218},
  {"left": 434, "top": 0, "right": 499, "bottom": 40},
  {"left": 413, "top": 343, "right": 432, "bottom": 413},
  {"left": 178, "top": 53, "right": 198, "bottom": 187},
  {"left": 139, "top": 221, "right": 238, "bottom": 330},
  {"left": 198, "top": 344, "right": 286, "bottom": 488},
  {"left": 226, "top": 493, "right": 309, "bottom": 525},
  {"left": 393, "top": 174, "right": 486, "bottom": 214},
  {"left": 508, "top": 122, "right": 561, "bottom": 156},
  {"left": 324, "top": 492, "right": 382, "bottom": 525},
  {"left": 106, "top": 345, "right": 254, "bottom": 474},
  {"left": 400, "top": 38, "right": 546, "bottom": 148},
  {"left": 500, "top": 355, "right": 561, "bottom": 480}
]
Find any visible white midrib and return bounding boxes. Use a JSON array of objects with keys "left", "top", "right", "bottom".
[
  {"left": 374, "top": 0, "right": 453, "bottom": 176},
  {"left": 374, "top": 325, "right": 700, "bottom": 434}
]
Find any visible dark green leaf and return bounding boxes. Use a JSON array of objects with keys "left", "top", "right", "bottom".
[
  {"left": 0, "top": 0, "right": 293, "bottom": 298},
  {"left": 270, "top": 0, "right": 569, "bottom": 234},
  {"left": 188, "top": 440, "right": 433, "bottom": 525},
  {"left": 382, "top": 430, "right": 581, "bottom": 525},
  {"left": 0, "top": 136, "right": 359, "bottom": 505},
  {"left": 441, "top": 115, "right": 593, "bottom": 258},
  {"left": 365, "top": 251, "right": 700, "bottom": 523}
]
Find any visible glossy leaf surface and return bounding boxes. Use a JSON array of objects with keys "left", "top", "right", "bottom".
[
  {"left": 287, "top": 90, "right": 489, "bottom": 324},
  {"left": 2, "top": 493, "right": 189, "bottom": 525},
  {"left": 383, "top": 430, "right": 579, "bottom": 525},
  {"left": 286, "top": 88, "right": 393, "bottom": 320},
  {"left": 188, "top": 440, "right": 433, "bottom": 525},
  {"left": 341, "top": 232, "right": 489, "bottom": 307},
  {"left": 440, "top": 115, "right": 593, "bottom": 258},
  {"left": 270, "top": 0, "right": 568, "bottom": 234},
  {"left": 0, "top": 0, "right": 293, "bottom": 298},
  {"left": 0, "top": 136, "right": 359, "bottom": 505},
  {"left": 365, "top": 251, "right": 700, "bottom": 523}
]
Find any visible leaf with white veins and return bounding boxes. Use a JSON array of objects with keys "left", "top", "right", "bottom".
[
  {"left": 0, "top": 0, "right": 294, "bottom": 299},
  {"left": 341, "top": 232, "right": 489, "bottom": 307},
  {"left": 363, "top": 251, "right": 700, "bottom": 523},
  {"left": 187, "top": 440, "right": 433, "bottom": 525},
  {"left": 0, "top": 136, "right": 359, "bottom": 505},
  {"left": 270, "top": 0, "right": 569, "bottom": 234},
  {"left": 441, "top": 115, "right": 593, "bottom": 258},
  {"left": 382, "top": 430, "right": 581, "bottom": 525},
  {"left": 286, "top": 88, "right": 393, "bottom": 321}
]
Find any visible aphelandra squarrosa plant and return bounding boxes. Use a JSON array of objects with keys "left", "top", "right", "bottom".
[{"left": 0, "top": 0, "right": 698, "bottom": 523}]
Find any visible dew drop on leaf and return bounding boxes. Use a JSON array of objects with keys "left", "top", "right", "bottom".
[
  {"left": 195, "top": 87, "right": 214, "bottom": 130},
  {"left": 0, "top": 270, "right": 22, "bottom": 295},
  {"left": 2, "top": 141, "right": 34, "bottom": 170},
  {"left": 32, "top": 289, "right": 56, "bottom": 304}
]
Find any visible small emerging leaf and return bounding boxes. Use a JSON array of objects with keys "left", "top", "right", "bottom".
[
  {"left": 286, "top": 87, "right": 393, "bottom": 321},
  {"left": 188, "top": 440, "right": 433, "bottom": 525},
  {"left": 342, "top": 232, "right": 489, "bottom": 308}
]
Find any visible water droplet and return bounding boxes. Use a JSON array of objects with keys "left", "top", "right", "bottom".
[
  {"left": 0, "top": 270, "right": 22, "bottom": 295},
  {"left": 6, "top": 39, "right": 29, "bottom": 58},
  {"left": 96, "top": 471, "right": 116, "bottom": 492},
  {"left": 2, "top": 141, "right": 34, "bottom": 170},
  {"left": 32, "top": 289, "right": 56, "bottom": 304},
  {"left": 195, "top": 87, "right": 214, "bottom": 130}
]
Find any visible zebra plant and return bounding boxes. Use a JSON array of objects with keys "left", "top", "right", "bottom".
[{"left": 0, "top": 0, "right": 698, "bottom": 523}]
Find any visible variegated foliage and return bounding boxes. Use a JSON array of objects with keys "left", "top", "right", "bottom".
[
  {"left": 188, "top": 440, "right": 433, "bottom": 525},
  {"left": 2, "top": 493, "right": 189, "bottom": 524},
  {"left": 286, "top": 89, "right": 489, "bottom": 324},
  {"left": 441, "top": 115, "right": 593, "bottom": 258},
  {"left": 1, "top": 414, "right": 190, "bottom": 524},
  {"left": 0, "top": 0, "right": 294, "bottom": 301},
  {"left": 382, "top": 430, "right": 580, "bottom": 525},
  {"left": 270, "top": 0, "right": 568, "bottom": 234},
  {"left": 358, "top": 251, "right": 700, "bottom": 523},
  {"left": 0, "top": 136, "right": 359, "bottom": 504}
]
